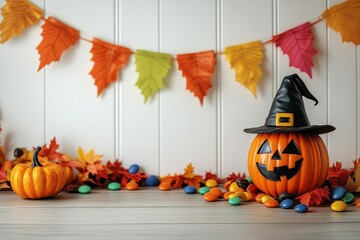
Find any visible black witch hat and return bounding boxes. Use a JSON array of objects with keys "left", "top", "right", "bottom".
[{"left": 244, "top": 74, "right": 335, "bottom": 134}]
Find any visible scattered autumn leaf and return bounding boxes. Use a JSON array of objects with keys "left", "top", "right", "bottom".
[
  {"left": 225, "top": 172, "right": 247, "bottom": 182},
  {"left": 295, "top": 186, "right": 331, "bottom": 206}
]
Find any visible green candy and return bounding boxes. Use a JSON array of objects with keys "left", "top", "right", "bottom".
[
  {"left": 108, "top": 182, "right": 121, "bottom": 191},
  {"left": 342, "top": 192, "right": 355, "bottom": 203},
  {"left": 198, "top": 186, "right": 210, "bottom": 195},
  {"left": 228, "top": 196, "right": 242, "bottom": 206},
  {"left": 78, "top": 185, "right": 91, "bottom": 194}
]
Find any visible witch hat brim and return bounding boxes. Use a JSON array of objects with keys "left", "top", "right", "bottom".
[{"left": 244, "top": 74, "right": 335, "bottom": 134}]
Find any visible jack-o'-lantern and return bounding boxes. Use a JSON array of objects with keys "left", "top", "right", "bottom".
[{"left": 244, "top": 74, "right": 335, "bottom": 198}]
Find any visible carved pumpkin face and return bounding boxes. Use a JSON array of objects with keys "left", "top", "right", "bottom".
[{"left": 247, "top": 132, "right": 329, "bottom": 197}]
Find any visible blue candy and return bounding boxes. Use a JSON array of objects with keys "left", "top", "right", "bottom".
[
  {"left": 184, "top": 186, "right": 197, "bottom": 194},
  {"left": 128, "top": 164, "right": 140, "bottom": 174},
  {"left": 294, "top": 204, "right": 308, "bottom": 213},
  {"left": 332, "top": 186, "right": 346, "bottom": 200},
  {"left": 145, "top": 175, "right": 160, "bottom": 186},
  {"left": 280, "top": 199, "right": 294, "bottom": 209}
]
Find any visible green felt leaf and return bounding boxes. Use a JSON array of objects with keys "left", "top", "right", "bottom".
[{"left": 134, "top": 50, "right": 172, "bottom": 103}]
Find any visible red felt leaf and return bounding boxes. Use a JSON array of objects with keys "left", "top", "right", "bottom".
[
  {"left": 225, "top": 172, "right": 247, "bottom": 182},
  {"left": 177, "top": 50, "right": 216, "bottom": 105},
  {"left": 328, "top": 161, "right": 351, "bottom": 187},
  {"left": 272, "top": 22, "right": 317, "bottom": 78},
  {"left": 37, "top": 17, "right": 80, "bottom": 71},
  {"left": 90, "top": 38, "right": 132, "bottom": 96},
  {"left": 295, "top": 186, "right": 330, "bottom": 206}
]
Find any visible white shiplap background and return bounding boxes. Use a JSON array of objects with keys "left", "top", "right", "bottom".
[{"left": 0, "top": 0, "right": 359, "bottom": 177}]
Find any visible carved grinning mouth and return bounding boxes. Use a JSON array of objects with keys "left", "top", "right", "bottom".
[{"left": 256, "top": 159, "right": 303, "bottom": 181}]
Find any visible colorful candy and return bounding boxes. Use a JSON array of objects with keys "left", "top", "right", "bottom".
[
  {"left": 198, "top": 186, "right": 210, "bottom": 195},
  {"left": 78, "top": 185, "right": 91, "bottom": 194},
  {"left": 228, "top": 196, "right": 242, "bottom": 206},
  {"left": 332, "top": 186, "right": 346, "bottom": 200},
  {"left": 128, "top": 164, "right": 140, "bottom": 174},
  {"left": 280, "top": 199, "right": 294, "bottom": 209},
  {"left": 145, "top": 175, "right": 160, "bottom": 186},
  {"left": 125, "top": 180, "right": 139, "bottom": 190},
  {"left": 108, "top": 182, "right": 121, "bottom": 191},
  {"left": 205, "top": 179, "right": 218, "bottom": 188},
  {"left": 331, "top": 201, "right": 347, "bottom": 212},
  {"left": 294, "top": 204, "right": 308, "bottom": 213},
  {"left": 263, "top": 198, "right": 279, "bottom": 208},
  {"left": 184, "top": 186, "right": 196, "bottom": 194},
  {"left": 158, "top": 182, "right": 172, "bottom": 191},
  {"left": 203, "top": 192, "right": 218, "bottom": 202},
  {"left": 208, "top": 187, "right": 223, "bottom": 197},
  {"left": 342, "top": 192, "right": 354, "bottom": 204}
]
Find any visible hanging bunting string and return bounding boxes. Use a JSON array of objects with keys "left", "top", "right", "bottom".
[{"left": 0, "top": 0, "right": 359, "bottom": 105}]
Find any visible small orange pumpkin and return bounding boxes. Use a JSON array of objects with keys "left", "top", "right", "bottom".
[
  {"left": 248, "top": 132, "right": 329, "bottom": 197},
  {"left": 10, "top": 146, "right": 65, "bottom": 199}
]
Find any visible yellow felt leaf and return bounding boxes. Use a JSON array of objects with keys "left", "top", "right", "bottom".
[
  {"left": 76, "top": 147, "right": 103, "bottom": 168},
  {"left": 182, "top": 163, "right": 195, "bottom": 179},
  {"left": 0, "top": 0, "right": 43, "bottom": 43},
  {"left": 345, "top": 167, "right": 360, "bottom": 192},
  {"left": 223, "top": 41, "right": 264, "bottom": 97},
  {"left": 322, "top": 0, "right": 360, "bottom": 45}
]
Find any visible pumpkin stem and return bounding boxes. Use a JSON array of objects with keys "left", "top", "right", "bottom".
[{"left": 32, "top": 146, "right": 43, "bottom": 168}]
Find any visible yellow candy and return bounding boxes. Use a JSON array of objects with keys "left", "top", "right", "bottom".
[
  {"left": 229, "top": 182, "right": 240, "bottom": 192},
  {"left": 205, "top": 179, "right": 218, "bottom": 188},
  {"left": 331, "top": 201, "right": 347, "bottom": 212},
  {"left": 243, "top": 192, "right": 254, "bottom": 201},
  {"left": 233, "top": 191, "right": 246, "bottom": 200},
  {"left": 261, "top": 195, "right": 272, "bottom": 204}
]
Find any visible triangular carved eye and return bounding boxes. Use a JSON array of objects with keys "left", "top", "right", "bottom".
[
  {"left": 257, "top": 139, "right": 271, "bottom": 154},
  {"left": 282, "top": 139, "right": 301, "bottom": 155}
]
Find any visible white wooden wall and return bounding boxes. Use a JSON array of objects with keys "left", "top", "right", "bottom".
[{"left": 0, "top": 0, "right": 359, "bottom": 177}]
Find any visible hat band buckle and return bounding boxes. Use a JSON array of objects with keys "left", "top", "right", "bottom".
[{"left": 276, "top": 113, "right": 294, "bottom": 127}]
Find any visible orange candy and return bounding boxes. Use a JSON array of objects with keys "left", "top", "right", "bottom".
[
  {"left": 158, "top": 182, "right": 172, "bottom": 191},
  {"left": 255, "top": 193, "right": 267, "bottom": 203},
  {"left": 209, "top": 187, "right": 223, "bottom": 197},
  {"left": 223, "top": 191, "right": 233, "bottom": 200},
  {"left": 263, "top": 198, "right": 279, "bottom": 208},
  {"left": 125, "top": 180, "right": 139, "bottom": 190},
  {"left": 224, "top": 180, "right": 232, "bottom": 191},
  {"left": 203, "top": 192, "right": 218, "bottom": 202}
]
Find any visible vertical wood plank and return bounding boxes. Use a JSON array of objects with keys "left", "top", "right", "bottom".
[
  {"left": 0, "top": 0, "right": 45, "bottom": 155},
  {"left": 45, "top": 0, "right": 115, "bottom": 160},
  {"left": 221, "top": 0, "right": 274, "bottom": 177},
  {"left": 160, "top": 0, "right": 217, "bottom": 175},
  {"left": 119, "top": 0, "right": 160, "bottom": 174},
  {"left": 327, "top": 0, "right": 357, "bottom": 167},
  {"left": 277, "top": 0, "right": 329, "bottom": 145}
]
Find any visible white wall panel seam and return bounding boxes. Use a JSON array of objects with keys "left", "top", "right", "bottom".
[
  {"left": 216, "top": 0, "right": 222, "bottom": 177},
  {"left": 326, "top": 0, "right": 330, "bottom": 149},
  {"left": 158, "top": 0, "right": 162, "bottom": 176},
  {"left": 115, "top": 0, "right": 120, "bottom": 161}
]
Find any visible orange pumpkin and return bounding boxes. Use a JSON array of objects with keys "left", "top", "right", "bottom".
[
  {"left": 248, "top": 132, "right": 329, "bottom": 197},
  {"left": 10, "top": 146, "right": 65, "bottom": 199}
]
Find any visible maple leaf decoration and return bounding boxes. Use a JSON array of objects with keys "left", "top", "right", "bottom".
[
  {"left": 177, "top": 50, "right": 216, "bottom": 105},
  {"left": 134, "top": 50, "right": 172, "bottom": 103},
  {"left": 344, "top": 158, "right": 360, "bottom": 192},
  {"left": 223, "top": 41, "right": 264, "bottom": 97},
  {"left": 327, "top": 161, "right": 351, "bottom": 187},
  {"left": 90, "top": 38, "right": 132, "bottom": 96},
  {"left": 322, "top": 0, "right": 360, "bottom": 45},
  {"left": 225, "top": 172, "right": 246, "bottom": 182},
  {"left": 272, "top": 22, "right": 317, "bottom": 78},
  {"left": 0, "top": 0, "right": 43, "bottom": 43},
  {"left": 39, "top": 137, "right": 63, "bottom": 161},
  {"left": 295, "top": 186, "right": 331, "bottom": 206},
  {"left": 37, "top": 17, "right": 80, "bottom": 71},
  {"left": 161, "top": 163, "right": 204, "bottom": 189},
  {"left": 106, "top": 160, "right": 147, "bottom": 187},
  {"left": 74, "top": 147, "right": 107, "bottom": 186}
]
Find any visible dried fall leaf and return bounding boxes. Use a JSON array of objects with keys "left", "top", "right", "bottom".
[
  {"left": 322, "top": 0, "right": 360, "bottom": 45},
  {"left": 90, "top": 38, "right": 132, "bottom": 96},
  {"left": 39, "top": 137, "right": 63, "bottom": 161},
  {"left": 345, "top": 167, "right": 360, "bottom": 192},
  {"left": 225, "top": 172, "right": 247, "bottom": 182},
  {"left": 272, "top": 22, "right": 317, "bottom": 78},
  {"left": 177, "top": 50, "right": 216, "bottom": 105},
  {"left": 37, "top": 17, "right": 80, "bottom": 71},
  {"left": 295, "top": 187, "right": 330, "bottom": 206},
  {"left": 0, "top": 0, "right": 43, "bottom": 43},
  {"left": 223, "top": 41, "right": 264, "bottom": 97}
]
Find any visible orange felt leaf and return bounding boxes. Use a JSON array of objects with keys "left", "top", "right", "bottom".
[
  {"left": 177, "top": 50, "right": 216, "bottom": 105},
  {"left": 0, "top": 0, "right": 43, "bottom": 43},
  {"left": 39, "top": 137, "right": 63, "bottom": 161},
  {"left": 90, "top": 38, "right": 132, "bottom": 96},
  {"left": 37, "top": 17, "right": 80, "bottom": 71},
  {"left": 322, "top": 0, "right": 360, "bottom": 45},
  {"left": 345, "top": 166, "right": 360, "bottom": 192},
  {"left": 295, "top": 187, "right": 330, "bottom": 206}
]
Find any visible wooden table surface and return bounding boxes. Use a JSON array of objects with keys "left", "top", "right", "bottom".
[{"left": 0, "top": 188, "right": 360, "bottom": 240}]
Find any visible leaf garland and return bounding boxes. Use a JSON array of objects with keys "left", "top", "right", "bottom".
[
  {"left": 272, "top": 22, "right": 317, "bottom": 78},
  {"left": 0, "top": 0, "right": 43, "bottom": 43},
  {"left": 177, "top": 50, "right": 216, "bottom": 105},
  {"left": 134, "top": 50, "right": 172, "bottom": 103},
  {"left": 37, "top": 17, "right": 80, "bottom": 71},
  {"left": 322, "top": 0, "right": 360, "bottom": 45},
  {"left": 223, "top": 41, "right": 264, "bottom": 97},
  {"left": 90, "top": 38, "right": 132, "bottom": 96}
]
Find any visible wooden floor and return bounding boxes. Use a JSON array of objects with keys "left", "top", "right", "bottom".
[{"left": 0, "top": 188, "right": 360, "bottom": 240}]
